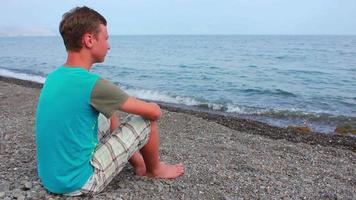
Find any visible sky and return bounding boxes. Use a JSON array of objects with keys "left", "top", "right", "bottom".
[{"left": 0, "top": 0, "right": 356, "bottom": 36}]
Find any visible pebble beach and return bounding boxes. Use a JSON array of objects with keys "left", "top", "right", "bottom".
[{"left": 0, "top": 76, "right": 355, "bottom": 199}]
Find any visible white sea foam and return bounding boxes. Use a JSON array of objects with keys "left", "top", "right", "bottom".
[
  {"left": 226, "top": 104, "right": 243, "bottom": 113},
  {"left": 122, "top": 86, "right": 258, "bottom": 115},
  {"left": 123, "top": 87, "right": 202, "bottom": 106},
  {"left": 0, "top": 68, "right": 46, "bottom": 83}
]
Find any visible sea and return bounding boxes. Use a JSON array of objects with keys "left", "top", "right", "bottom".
[{"left": 0, "top": 35, "right": 355, "bottom": 133}]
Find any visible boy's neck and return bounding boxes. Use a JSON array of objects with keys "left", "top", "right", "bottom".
[{"left": 64, "top": 50, "right": 93, "bottom": 71}]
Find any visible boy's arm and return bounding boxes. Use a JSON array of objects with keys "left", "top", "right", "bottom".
[
  {"left": 119, "top": 96, "right": 161, "bottom": 121},
  {"left": 90, "top": 78, "right": 160, "bottom": 121}
]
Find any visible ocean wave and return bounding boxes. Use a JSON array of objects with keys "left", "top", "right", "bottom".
[
  {"left": 246, "top": 65, "right": 258, "bottom": 68},
  {"left": 133, "top": 88, "right": 351, "bottom": 121},
  {"left": 178, "top": 64, "right": 191, "bottom": 69},
  {"left": 275, "top": 55, "right": 287, "bottom": 59},
  {"left": 242, "top": 88, "right": 297, "bottom": 97},
  {"left": 121, "top": 85, "right": 355, "bottom": 123},
  {"left": 0, "top": 68, "right": 46, "bottom": 83},
  {"left": 120, "top": 86, "right": 202, "bottom": 106},
  {"left": 285, "top": 69, "right": 330, "bottom": 75},
  {"left": 252, "top": 108, "right": 356, "bottom": 132},
  {"left": 115, "top": 84, "right": 251, "bottom": 113},
  {"left": 115, "top": 85, "right": 310, "bottom": 117},
  {"left": 345, "top": 68, "right": 356, "bottom": 72}
]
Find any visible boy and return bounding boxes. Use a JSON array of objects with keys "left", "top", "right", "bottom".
[{"left": 35, "top": 6, "right": 184, "bottom": 196}]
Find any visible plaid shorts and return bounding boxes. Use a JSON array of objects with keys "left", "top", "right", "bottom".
[{"left": 65, "top": 114, "right": 151, "bottom": 196}]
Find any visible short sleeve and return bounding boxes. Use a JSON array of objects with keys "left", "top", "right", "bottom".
[{"left": 90, "top": 78, "right": 129, "bottom": 118}]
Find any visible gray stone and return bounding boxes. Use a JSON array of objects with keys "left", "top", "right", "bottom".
[
  {"left": 34, "top": 184, "right": 41, "bottom": 189},
  {"left": 133, "top": 184, "right": 139, "bottom": 191},
  {"left": 38, "top": 190, "right": 46, "bottom": 198},
  {"left": 17, "top": 195, "right": 26, "bottom": 200},
  {"left": 105, "top": 193, "right": 116, "bottom": 199},
  {"left": 156, "top": 183, "right": 163, "bottom": 192},
  {"left": 0, "top": 182, "right": 10, "bottom": 191},
  {"left": 26, "top": 191, "right": 34, "bottom": 199},
  {"left": 0, "top": 192, "right": 5, "bottom": 198},
  {"left": 12, "top": 189, "right": 23, "bottom": 198},
  {"left": 223, "top": 195, "right": 235, "bottom": 200},
  {"left": 24, "top": 181, "right": 32, "bottom": 189}
]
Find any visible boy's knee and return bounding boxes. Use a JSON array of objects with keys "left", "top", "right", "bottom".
[{"left": 123, "top": 115, "right": 152, "bottom": 139}]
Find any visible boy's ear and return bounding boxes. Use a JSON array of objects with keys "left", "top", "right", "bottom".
[{"left": 82, "top": 33, "right": 95, "bottom": 49}]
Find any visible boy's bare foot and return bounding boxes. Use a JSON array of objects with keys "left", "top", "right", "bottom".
[
  {"left": 147, "top": 162, "right": 184, "bottom": 179},
  {"left": 134, "top": 165, "right": 146, "bottom": 176}
]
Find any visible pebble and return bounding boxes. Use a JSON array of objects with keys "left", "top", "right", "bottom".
[
  {"left": 38, "top": 190, "right": 46, "bottom": 198},
  {"left": 0, "top": 182, "right": 10, "bottom": 191},
  {"left": 155, "top": 182, "right": 163, "bottom": 192},
  {"left": 133, "top": 184, "right": 139, "bottom": 191},
  {"left": 34, "top": 184, "right": 41, "bottom": 189},
  {"left": 26, "top": 190, "right": 36, "bottom": 199},
  {"left": 0, "top": 192, "right": 5, "bottom": 198},
  {"left": 17, "top": 195, "right": 26, "bottom": 200},
  {"left": 12, "top": 189, "right": 23, "bottom": 198},
  {"left": 24, "top": 181, "right": 33, "bottom": 189},
  {"left": 105, "top": 193, "right": 115, "bottom": 199},
  {"left": 223, "top": 195, "right": 234, "bottom": 200}
]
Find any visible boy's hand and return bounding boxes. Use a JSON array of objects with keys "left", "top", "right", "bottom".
[
  {"left": 148, "top": 102, "right": 162, "bottom": 120},
  {"left": 119, "top": 97, "right": 162, "bottom": 121}
]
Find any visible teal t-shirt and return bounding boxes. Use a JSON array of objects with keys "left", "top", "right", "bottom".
[{"left": 36, "top": 66, "right": 100, "bottom": 194}]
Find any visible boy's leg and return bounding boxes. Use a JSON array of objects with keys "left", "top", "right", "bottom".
[
  {"left": 103, "top": 114, "right": 184, "bottom": 179},
  {"left": 80, "top": 114, "right": 184, "bottom": 195},
  {"left": 128, "top": 152, "right": 146, "bottom": 176},
  {"left": 108, "top": 113, "right": 147, "bottom": 176},
  {"left": 82, "top": 115, "right": 152, "bottom": 194},
  {"left": 99, "top": 113, "right": 184, "bottom": 179},
  {"left": 140, "top": 120, "right": 184, "bottom": 178}
]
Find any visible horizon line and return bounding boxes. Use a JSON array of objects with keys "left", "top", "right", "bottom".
[{"left": 1, "top": 33, "right": 356, "bottom": 37}]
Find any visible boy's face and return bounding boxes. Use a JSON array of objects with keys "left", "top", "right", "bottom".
[{"left": 91, "top": 24, "right": 110, "bottom": 63}]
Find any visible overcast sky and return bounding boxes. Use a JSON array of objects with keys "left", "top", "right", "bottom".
[{"left": 0, "top": 0, "right": 355, "bottom": 36}]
